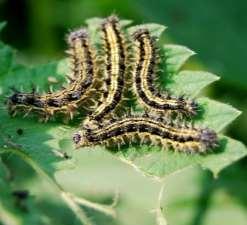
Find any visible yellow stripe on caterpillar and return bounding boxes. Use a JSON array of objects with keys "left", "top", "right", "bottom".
[
  {"left": 89, "top": 15, "right": 128, "bottom": 121},
  {"left": 8, "top": 28, "right": 100, "bottom": 122},
  {"left": 132, "top": 28, "right": 198, "bottom": 117},
  {"left": 73, "top": 116, "right": 218, "bottom": 154}
]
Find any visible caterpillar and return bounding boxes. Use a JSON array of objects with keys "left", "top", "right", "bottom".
[
  {"left": 7, "top": 28, "right": 100, "bottom": 122},
  {"left": 132, "top": 28, "right": 198, "bottom": 117},
  {"left": 73, "top": 115, "right": 218, "bottom": 154},
  {"left": 87, "top": 15, "right": 128, "bottom": 124}
]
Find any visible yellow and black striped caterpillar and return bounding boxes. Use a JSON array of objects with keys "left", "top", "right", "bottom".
[
  {"left": 7, "top": 28, "right": 101, "bottom": 121},
  {"left": 87, "top": 15, "right": 130, "bottom": 123},
  {"left": 73, "top": 115, "right": 218, "bottom": 154},
  {"left": 132, "top": 28, "right": 198, "bottom": 117}
]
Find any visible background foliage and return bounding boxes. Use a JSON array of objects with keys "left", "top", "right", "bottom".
[{"left": 0, "top": 1, "right": 247, "bottom": 225}]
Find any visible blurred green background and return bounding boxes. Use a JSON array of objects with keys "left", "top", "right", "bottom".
[{"left": 0, "top": 0, "right": 246, "bottom": 225}]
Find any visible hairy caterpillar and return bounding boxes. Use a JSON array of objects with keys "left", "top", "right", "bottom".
[
  {"left": 73, "top": 115, "right": 218, "bottom": 153},
  {"left": 7, "top": 29, "right": 100, "bottom": 121},
  {"left": 87, "top": 15, "right": 128, "bottom": 124},
  {"left": 132, "top": 28, "right": 198, "bottom": 117}
]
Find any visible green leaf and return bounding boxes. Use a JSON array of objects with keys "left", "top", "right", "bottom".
[
  {"left": 111, "top": 135, "right": 247, "bottom": 178},
  {"left": 0, "top": 42, "right": 15, "bottom": 77},
  {"left": 165, "top": 70, "right": 219, "bottom": 97},
  {"left": 0, "top": 110, "right": 73, "bottom": 175},
  {"left": 0, "top": 61, "right": 66, "bottom": 95},
  {"left": 0, "top": 158, "right": 50, "bottom": 225},
  {"left": 200, "top": 136, "right": 247, "bottom": 177},
  {"left": 160, "top": 166, "right": 247, "bottom": 225},
  {"left": 163, "top": 44, "right": 195, "bottom": 74},
  {"left": 196, "top": 97, "right": 241, "bottom": 132},
  {"left": 127, "top": 23, "right": 166, "bottom": 37}
]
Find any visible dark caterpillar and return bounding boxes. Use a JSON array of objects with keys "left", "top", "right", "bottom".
[
  {"left": 7, "top": 28, "right": 100, "bottom": 121},
  {"left": 132, "top": 28, "right": 198, "bottom": 117},
  {"left": 73, "top": 115, "right": 218, "bottom": 154}
]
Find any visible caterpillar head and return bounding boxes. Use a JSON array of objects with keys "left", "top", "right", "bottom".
[
  {"left": 8, "top": 92, "right": 30, "bottom": 105},
  {"left": 132, "top": 28, "right": 150, "bottom": 41},
  {"left": 199, "top": 128, "right": 218, "bottom": 150},
  {"left": 73, "top": 130, "right": 91, "bottom": 148},
  {"left": 104, "top": 15, "right": 119, "bottom": 25},
  {"left": 67, "top": 28, "right": 88, "bottom": 46},
  {"left": 7, "top": 91, "right": 44, "bottom": 108},
  {"left": 183, "top": 99, "right": 199, "bottom": 117}
]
